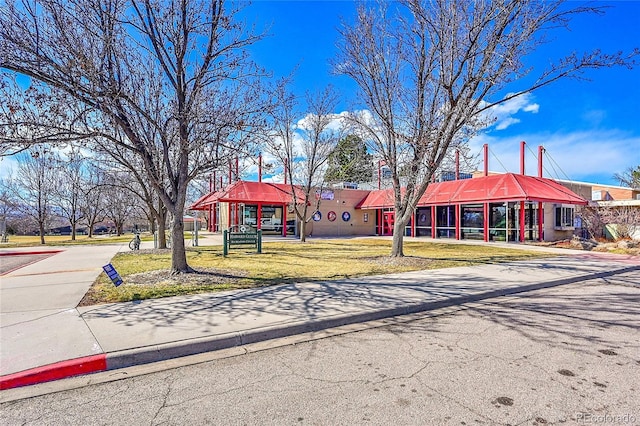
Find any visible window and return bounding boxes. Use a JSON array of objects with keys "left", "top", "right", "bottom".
[{"left": 555, "top": 206, "right": 574, "bottom": 228}]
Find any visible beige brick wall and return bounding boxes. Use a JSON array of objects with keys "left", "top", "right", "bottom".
[{"left": 305, "top": 188, "right": 376, "bottom": 237}]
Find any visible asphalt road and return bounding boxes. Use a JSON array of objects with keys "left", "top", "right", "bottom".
[
  {"left": 0, "top": 253, "right": 58, "bottom": 275},
  {"left": 1, "top": 272, "right": 639, "bottom": 426}
]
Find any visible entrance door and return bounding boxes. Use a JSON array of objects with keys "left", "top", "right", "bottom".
[{"left": 383, "top": 212, "right": 395, "bottom": 235}]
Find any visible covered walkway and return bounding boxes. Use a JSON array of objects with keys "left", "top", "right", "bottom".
[{"left": 357, "top": 173, "right": 588, "bottom": 242}]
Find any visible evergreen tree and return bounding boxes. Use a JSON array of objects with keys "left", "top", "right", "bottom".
[{"left": 324, "top": 135, "right": 374, "bottom": 183}]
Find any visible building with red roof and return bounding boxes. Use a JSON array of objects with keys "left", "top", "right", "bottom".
[{"left": 190, "top": 144, "right": 598, "bottom": 242}]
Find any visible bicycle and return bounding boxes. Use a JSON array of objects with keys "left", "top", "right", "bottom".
[{"left": 129, "top": 233, "right": 141, "bottom": 250}]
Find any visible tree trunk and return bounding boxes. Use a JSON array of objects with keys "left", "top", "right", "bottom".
[
  {"left": 88, "top": 218, "right": 96, "bottom": 238},
  {"left": 39, "top": 222, "right": 45, "bottom": 245},
  {"left": 390, "top": 219, "right": 406, "bottom": 257},
  {"left": 157, "top": 208, "right": 167, "bottom": 249},
  {"left": 299, "top": 219, "right": 307, "bottom": 242},
  {"left": 170, "top": 213, "right": 192, "bottom": 273},
  {"left": 71, "top": 219, "right": 77, "bottom": 240}
]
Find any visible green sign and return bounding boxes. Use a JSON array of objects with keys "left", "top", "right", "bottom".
[{"left": 223, "top": 229, "right": 262, "bottom": 256}]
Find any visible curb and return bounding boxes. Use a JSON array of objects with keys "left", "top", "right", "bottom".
[
  {"left": 3, "top": 264, "right": 638, "bottom": 391},
  {"left": 105, "top": 263, "right": 640, "bottom": 370},
  {"left": 0, "top": 355, "right": 106, "bottom": 390},
  {"left": 0, "top": 250, "right": 63, "bottom": 257}
]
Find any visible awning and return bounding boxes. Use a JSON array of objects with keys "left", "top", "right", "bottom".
[
  {"left": 190, "top": 180, "right": 306, "bottom": 210},
  {"left": 357, "top": 173, "right": 588, "bottom": 209},
  {"left": 355, "top": 188, "right": 397, "bottom": 209}
]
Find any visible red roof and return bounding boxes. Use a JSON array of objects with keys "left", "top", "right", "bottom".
[
  {"left": 190, "top": 181, "right": 305, "bottom": 210},
  {"left": 190, "top": 189, "right": 226, "bottom": 210},
  {"left": 357, "top": 173, "right": 587, "bottom": 209},
  {"left": 355, "top": 188, "right": 396, "bottom": 209}
]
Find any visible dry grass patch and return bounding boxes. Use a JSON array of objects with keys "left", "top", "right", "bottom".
[
  {"left": 1, "top": 234, "right": 142, "bottom": 247},
  {"left": 80, "top": 238, "right": 551, "bottom": 306}
]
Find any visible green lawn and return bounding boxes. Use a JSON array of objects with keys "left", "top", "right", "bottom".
[{"left": 80, "top": 238, "right": 551, "bottom": 305}]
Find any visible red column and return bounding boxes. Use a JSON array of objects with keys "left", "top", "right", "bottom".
[
  {"left": 208, "top": 205, "right": 213, "bottom": 231},
  {"left": 258, "top": 154, "right": 262, "bottom": 183},
  {"left": 227, "top": 203, "right": 232, "bottom": 230},
  {"left": 520, "top": 140, "right": 526, "bottom": 175},
  {"left": 483, "top": 203, "right": 489, "bottom": 242},
  {"left": 455, "top": 204, "right": 460, "bottom": 240},
  {"left": 538, "top": 145, "right": 544, "bottom": 177},
  {"left": 538, "top": 145, "right": 544, "bottom": 241},
  {"left": 483, "top": 144, "right": 489, "bottom": 176},
  {"left": 519, "top": 201, "right": 525, "bottom": 242},
  {"left": 235, "top": 203, "right": 239, "bottom": 226},
  {"left": 377, "top": 209, "right": 382, "bottom": 235},
  {"left": 431, "top": 206, "right": 437, "bottom": 239}
]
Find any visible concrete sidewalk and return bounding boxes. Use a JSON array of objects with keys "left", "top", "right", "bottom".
[
  {"left": 1, "top": 240, "right": 639, "bottom": 391},
  {"left": 1, "top": 244, "right": 125, "bottom": 384}
]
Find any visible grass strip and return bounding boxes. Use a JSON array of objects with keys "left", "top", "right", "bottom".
[{"left": 80, "top": 238, "right": 551, "bottom": 305}]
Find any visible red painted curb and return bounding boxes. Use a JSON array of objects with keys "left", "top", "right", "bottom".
[
  {"left": 0, "top": 354, "right": 107, "bottom": 390},
  {"left": 0, "top": 250, "right": 63, "bottom": 257}
]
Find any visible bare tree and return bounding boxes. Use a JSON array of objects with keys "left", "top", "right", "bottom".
[
  {"left": 10, "top": 149, "right": 58, "bottom": 244},
  {"left": 1, "top": 0, "right": 267, "bottom": 273},
  {"left": 53, "top": 147, "right": 86, "bottom": 240},
  {"left": 599, "top": 205, "right": 640, "bottom": 240},
  {"left": 578, "top": 205, "right": 604, "bottom": 240},
  {"left": 79, "top": 165, "right": 107, "bottom": 238},
  {"left": 336, "top": 0, "right": 638, "bottom": 256},
  {"left": 265, "top": 82, "right": 342, "bottom": 242},
  {"left": 614, "top": 166, "right": 640, "bottom": 189},
  {"left": 88, "top": 139, "right": 171, "bottom": 246},
  {"left": 109, "top": 162, "right": 169, "bottom": 243},
  {"left": 0, "top": 176, "right": 16, "bottom": 238},
  {"left": 102, "top": 174, "right": 140, "bottom": 236}
]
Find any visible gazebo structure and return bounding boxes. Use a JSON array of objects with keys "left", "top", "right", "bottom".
[{"left": 190, "top": 180, "right": 305, "bottom": 237}]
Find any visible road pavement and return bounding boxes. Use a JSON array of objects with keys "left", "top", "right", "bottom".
[
  {"left": 1, "top": 273, "right": 638, "bottom": 424},
  {"left": 1, "top": 236, "right": 639, "bottom": 395}
]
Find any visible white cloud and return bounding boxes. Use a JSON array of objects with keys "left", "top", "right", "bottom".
[
  {"left": 495, "top": 117, "right": 520, "bottom": 131},
  {"left": 480, "top": 92, "right": 540, "bottom": 131},
  {"left": 469, "top": 130, "right": 640, "bottom": 185},
  {"left": 296, "top": 110, "right": 349, "bottom": 133}
]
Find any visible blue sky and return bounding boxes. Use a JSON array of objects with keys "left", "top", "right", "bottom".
[
  {"left": 1, "top": 1, "right": 637, "bottom": 187},
  {"left": 241, "top": 0, "right": 640, "bottom": 186}
]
